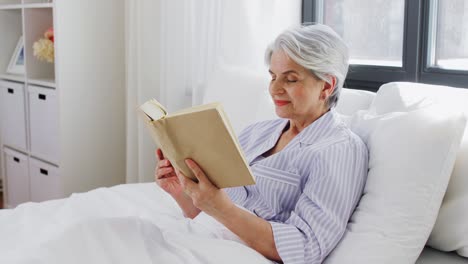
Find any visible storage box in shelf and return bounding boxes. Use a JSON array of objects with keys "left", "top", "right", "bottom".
[
  {"left": 3, "top": 147, "right": 29, "bottom": 208},
  {"left": 28, "top": 84, "right": 59, "bottom": 165},
  {"left": 29, "top": 156, "right": 61, "bottom": 202},
  {"left": 0, "top": 80, "right": 27, "bottom": 151}
]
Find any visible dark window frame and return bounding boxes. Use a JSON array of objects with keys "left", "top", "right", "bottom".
[
  {"left": 420, "top": 0, "right": 468, "bottom": 87},
  {"left": 302, "top": 0, "right": 468, "bottom": 91}
]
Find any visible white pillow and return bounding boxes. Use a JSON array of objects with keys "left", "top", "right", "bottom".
[
  {"left": 325, "top": 106, "right": 466, "bottom": 264},
  {"left": 335, "top": 88, "right": 376, "bottom": 115},
  {"left": 202, "top": 64, "right": 269, "bottom": 134},
  {"left": 371, "top": 82, "right": 468, "bottom": 257}
]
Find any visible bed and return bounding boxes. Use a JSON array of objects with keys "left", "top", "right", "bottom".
[{"left": 1, "top": 182, "right": 466, "bottom": 263}]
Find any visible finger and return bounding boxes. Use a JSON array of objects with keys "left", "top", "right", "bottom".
[
  {"left": 156, "top": 167, "right": 174, "bottom": 179},
  {"left": 156, "top": 148, "right": 164, "bottom": 160},
  {"left": 186, "top": 160, "right": 208, "bottom": 185},
  {"left": 158, "top": 159, "right": 171, "bottom": 168},
  {"left": 175, "top": 168, "right": 197, "bottom": 195},
  {"left": 185, "top": 159, "right": 210, "bottom": 184}
]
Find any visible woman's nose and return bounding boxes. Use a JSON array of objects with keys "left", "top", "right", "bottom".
[{"left": 269, "top": 81, "right": 284, "bottom": 94}]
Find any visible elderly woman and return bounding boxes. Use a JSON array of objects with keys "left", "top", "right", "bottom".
[{"left": 155, "top": 24, "right": 368, "bottom": 264}]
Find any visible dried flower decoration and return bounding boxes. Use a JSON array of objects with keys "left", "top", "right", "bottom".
[{"left": 33, "top": 27, "right": 54, "bottom": 63}]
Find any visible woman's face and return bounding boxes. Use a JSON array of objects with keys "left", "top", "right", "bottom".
[{"left": 268, "top": 50, "right": 331, "bottom": 122}]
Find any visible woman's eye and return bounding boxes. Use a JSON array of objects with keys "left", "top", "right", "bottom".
[{"left": 287, "top": 79, "right": 297, "bottom": 83}]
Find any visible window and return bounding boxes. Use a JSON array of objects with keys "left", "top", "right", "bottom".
[
  {"left": 303, "top": 0, "right": 468, "bottom": 91},
  {"left": 322, "top": 0, "right": 405, "bottom": 67},
  {"left": 427, "top": 0, "right": 468, "bottom": 71}
]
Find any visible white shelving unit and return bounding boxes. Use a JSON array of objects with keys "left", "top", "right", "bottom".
[{"left": 0, "top": 0, "right": 125, "bottom": 208}]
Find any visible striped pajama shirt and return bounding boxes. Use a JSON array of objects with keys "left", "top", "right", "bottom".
[{"left": 225, "top": 109, "right": 368, "bottom": 264}]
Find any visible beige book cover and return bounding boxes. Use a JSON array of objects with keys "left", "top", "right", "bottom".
[{"left": 138, "top": 99, "right": 256, "bottom": 188}]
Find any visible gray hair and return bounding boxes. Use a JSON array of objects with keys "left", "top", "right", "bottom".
[{"left": 265, "top": 23, "right": 349, "bottom": 108}]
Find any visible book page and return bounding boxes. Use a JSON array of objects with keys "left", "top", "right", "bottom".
[
  {"left": 140, "top": 99, "right": 167, "bottom": 121},
  {"left": 170, "top": 102, "right": 221, "bottom": 117}
]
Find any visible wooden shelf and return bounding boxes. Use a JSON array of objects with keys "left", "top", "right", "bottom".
[
  {"left": 1, "top": 0, "right": 125, "bottom": 208},
  {"left": 0, "top": 3, "right": 53, "bottom": 10},
  {"left": 0, "top": 4, "right": 22, "bottom": 10},
  {"left": 0, "top": 75, "right": 57, "bottom": 88},
  {"left": 0, "top": 73, "right": 25, "bottom": 82},
  {"left": 23, "top": 3, "right": 53, "bottom": 9},
  {"left": 28, "top": 77, "right": 55, "bottom": 88}
]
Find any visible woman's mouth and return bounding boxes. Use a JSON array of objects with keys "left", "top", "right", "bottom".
[{"left": 274, "top": 100, "right": 290, "bottom": 106}]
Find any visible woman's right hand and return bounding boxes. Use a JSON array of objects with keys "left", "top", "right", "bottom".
[{"left": 155, "top": 149, "right": 183, "bottom": 197}]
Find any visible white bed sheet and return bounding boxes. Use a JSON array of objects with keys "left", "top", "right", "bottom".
[
  {"left": 1, "top": 183, "right": 467, "bottom": 264},
  {"left": 0, "top": 183, "right": 273, "bottom": 264}
]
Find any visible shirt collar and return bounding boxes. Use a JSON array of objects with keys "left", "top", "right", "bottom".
[
  {"left": 247, "top": 119, "right": 288, "bottom": 164},
  {"left": 247, "top": 109, "right": 343, "bottom": 163},
  {"left": 295, "top": 109, "right": 343, "bottom": 146}
]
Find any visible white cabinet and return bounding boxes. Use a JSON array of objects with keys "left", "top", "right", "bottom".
[
  {"left": 0, "top": 81, "right": 27, "bottom": 151},
  {"left": 28, "top": 85, "right": 59, "bottom": 163},
  {"left": 3, "top": 147, "right": 29, "bottom": 208},
  {"left": 29, "top": 158, "right": 60, "bottom": 202},
  {"left": 0, "top": 0, "right": 125, "bottom": 206}
]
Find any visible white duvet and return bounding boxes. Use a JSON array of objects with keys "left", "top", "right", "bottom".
[{"left": 0, "top": 183, "right": 273, "bottom": 264}]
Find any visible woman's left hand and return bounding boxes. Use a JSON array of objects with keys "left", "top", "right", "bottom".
[
  {"left": 175, "top": 159, "right": 234, "bottom": 217},
  {"left": 177, "top": 159, "right": 281, "bottom": 262}
]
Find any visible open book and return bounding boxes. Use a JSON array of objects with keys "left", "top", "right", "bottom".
[{"left": 138, "top": 99, "right": 256, "bottom": 188}]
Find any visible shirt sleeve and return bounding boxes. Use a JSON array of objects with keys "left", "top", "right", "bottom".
[{"left": 270, "top": 139, "right": 368, "bottom": 264}]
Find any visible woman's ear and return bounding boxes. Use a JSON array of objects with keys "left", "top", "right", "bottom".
[{"left": 320, "top": 76, "right": 336, "bottom": 100}]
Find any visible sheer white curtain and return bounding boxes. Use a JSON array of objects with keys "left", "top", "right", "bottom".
[
  {"left": 125, "top": 0, "right": 163, "bottom": 183},
  {"left": 126, "top": 0, "right": 301, "bottom": 183}
]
